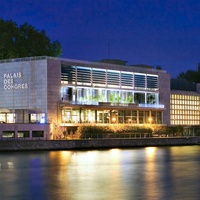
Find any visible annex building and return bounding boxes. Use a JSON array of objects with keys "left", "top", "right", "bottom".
[{"left": 0, "top": 56, "right": 172, "bottom": 139}]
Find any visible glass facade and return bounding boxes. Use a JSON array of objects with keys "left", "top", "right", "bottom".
[
  {"left": 60, "top": 65, "right": 164, "bottom": 125},
  {"left": 0, "top": 113, "right": 15, "bottom": 123},
  {"left": 170, "top": 94, "right": 200, "bottom": 125},
  {"left": 61, "top": 108, "right": 162, "bottom": 125},
  {"left": 61, "top": 66, "right": 159, "bottom": 90},
  {"left": 61, "top": 66, "right": 160, "bottom": 106},
  {"left": 61, "top": 87, "right": 159, "bottom": 105}
]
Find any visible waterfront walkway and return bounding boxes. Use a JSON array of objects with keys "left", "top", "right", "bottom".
[{"left": 0, "top": 137, "right": 199, "bottom": 151}]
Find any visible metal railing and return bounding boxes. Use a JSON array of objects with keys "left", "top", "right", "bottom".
[{"left": 0, "top": 133, "right": 199, "bottom": 141}]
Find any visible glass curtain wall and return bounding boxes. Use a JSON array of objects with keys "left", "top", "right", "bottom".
[
  {"left": 61, "top": 108, "right": 162, "bottom": 125},
  {"left": 170, "top": 94, "right": 200, "bottom": 125},
  {"left": 62, "top": 109, "right": 80, "bottom": 123},
  {"left": 61, "top": 66, "right": 162, "bottom": 125},
  {"left": 0, "top": 113, "right": 15, "bottom": 123},
  {"left": 61, "top": 86, "right": 159, "bottom": 105}
]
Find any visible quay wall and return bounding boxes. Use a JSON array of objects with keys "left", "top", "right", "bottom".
[{"left": 0, "top": 137, "right": 200, "bottom": 151}]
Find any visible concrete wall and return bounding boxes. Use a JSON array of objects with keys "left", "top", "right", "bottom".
[
  {"left": 47, "top": 59, "right": 61, "bottom": 124},
  {"left": 0, "top": 123, "right": 50, "bottom": 139},
  {"left": 159, "top": 72, "right": 171, "bottom": 125},
  {"left": 0, "top": 137, "right": 199, "bottom": 151},
  {"left": 0, "top": 59, "right": 48, "bottom": 113}
]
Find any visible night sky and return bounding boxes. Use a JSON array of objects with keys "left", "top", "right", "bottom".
[{"left": 1, "top": 0, "right": 200, "bottom": 78}]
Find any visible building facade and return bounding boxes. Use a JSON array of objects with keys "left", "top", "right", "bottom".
[
  {"left": 0, "top": 56, "right": 171, "bottom": 139},
  {"left": 170, "top": 90, "right": 200, "bottom": 126}
]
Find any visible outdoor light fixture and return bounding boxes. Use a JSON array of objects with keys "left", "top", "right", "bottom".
[
  {"left": 148, "top": 117, "right": 152, "bottom": 123},
  {"left": 112, "top": 117, "right": 116, "bottom": 123}
]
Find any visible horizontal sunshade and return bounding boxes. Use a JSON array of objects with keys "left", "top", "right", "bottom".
[
  {"left": 77, "top": 68, "right": 91, "bottom": 83},
  {"left": 147, "top": 75, "right": 158, "bottom": 89},
  {"left": 107, "top": 71, "right": 120, "bottom": 86},
  {"left": 61, "top": 66, "right": 158, "bottom": 90},
  {"left": 61, "top": 66, "right": 76, "bottom": 83},
  {"left": 121, "top": 72, "right": 133, "bottom": 87},
  {"left": 92, "top": 69, "right": 106, "bottom": 85},
  {"left": 134, "top": 74, "right": 145, "bottom": 88}
]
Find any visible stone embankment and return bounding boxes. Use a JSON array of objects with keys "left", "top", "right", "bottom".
[{"left": 0, "top": 137, "right": 200, "bottom": 151}]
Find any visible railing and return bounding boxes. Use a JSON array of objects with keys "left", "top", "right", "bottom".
[
  {"left": 0, "top": 134, "right": 199, "bottom": 141},
  {"left": 69, "top": 133, "right": 198, "bottom": 140},
  {"left": 138, "top": 104, "right": 165, "bottom": 108},
  {"left": 0, "top": 56, "right": 49, "bottom": 63}
]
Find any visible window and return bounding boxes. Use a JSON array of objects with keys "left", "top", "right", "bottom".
[
  {"left": 147, "top": 75, "right": 158, "bottom": 89},
  {"left": 134, "top": 74, "right": 145, "bottom": 89},
  {"left": 30, "top": 113, "right": 46, "bottom": 123},
  {"left": 139, "top": 111, "right": 145, "bottom": 124},
  {"left": 121, "top": 72, "right": 133, "bottom": 88},
  {"left": 92, "top": 69, "right": 106, "bottom": 86},
  {"left": 18, "top": 131, "right": 30, "bottom": 138},
  {"left": 32, "top": 131, "right": 44, "bottom": 138},
  {"left": 107, "top": 70, "right": 120, "bottom": 87},
  {"left": 2, "top": 131, "right": 15, "bottom": 138},
  {"left": 61, "top": 65, "right": 76, "bottom": 84},
  {"left": 134, "top": 93, "right": 145, "bottom": 104},
  {"left": 0, "top": 114, "right": 6, "bottom": 123},
  {"left": 147, "top": 93, "right": 156, "bottom": 104},
  {"left": 77, "top": 67, "right": 91, "bottom": 85}
]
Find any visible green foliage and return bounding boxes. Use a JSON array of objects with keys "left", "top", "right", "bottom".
[
  {"left": 127, "top": 95, "right": 133, "bottom": 103},
  {"left": 51, "top": 123, "right": 65, "bottom": 140},
  {"left": 77, "top": 124, "right": 186, "bottom": 139},
  {"left": 177, "top": 69, "right": 200, "bottom": 83},
  {"left": 156, "top": 65, "right": 162, "bottom": 70},
  {"left": 77, "top": 125, "right": 110, "bottom": 138},
  {"left": 0, "top": 18, "right": 62, "bottom": 59},
  {"left": 77, "top": 124, "right": 153, "bottom": 139},
  {"left": 109, "top": 93, "right": 121, "bottom": 103},
  {"left": 109, "top": 93, "right": 114, "bottom": 102},
  {"left": 170, "top": 78, "right": 196, "bottom": 91},
  {"left": 153, "top": 126, "right": 184, "bottom": 136}
]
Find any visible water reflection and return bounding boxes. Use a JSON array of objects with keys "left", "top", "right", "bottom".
[
  {"left": 67, "top": 149, "right": 124, "bottom": 200},
  {"left": 144, "top": 147, "right": 160, "bottom": 200},
  {"left": 0, "top": 146, "right": 200, "bottom": 200}
]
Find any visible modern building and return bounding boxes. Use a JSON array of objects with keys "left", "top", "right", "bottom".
[
  {"left": 170, "top": 78, "right": 200, "bottom": 135},
  {"left": 0, "top": 56, "right": 171, "bottom": 139},
  {"left": 170, "top": 90, "right": 200, "bottom": 126},
  {"left": 170, "top": 78, "right": 200, "bottom": 126}
]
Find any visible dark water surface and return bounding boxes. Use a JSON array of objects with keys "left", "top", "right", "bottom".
[{"left": 0, "top": 146, "right": 200, "bottom": 200}]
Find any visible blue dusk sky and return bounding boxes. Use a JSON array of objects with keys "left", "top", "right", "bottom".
[{"left": 1, "top": 0, "right": 200, "bottom": 78}]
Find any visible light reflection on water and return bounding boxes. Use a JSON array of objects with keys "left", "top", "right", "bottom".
[{"left": 0, "top": 146, "right": 200, "bottom": 200}]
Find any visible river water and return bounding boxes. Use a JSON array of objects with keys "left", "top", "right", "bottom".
[{"left": 0, "top": 146, "right": 200, "bottom": 200}]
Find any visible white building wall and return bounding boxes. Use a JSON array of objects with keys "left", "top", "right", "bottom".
[{"left": 0, "top": 59, "right": 48, "bottom": 113}]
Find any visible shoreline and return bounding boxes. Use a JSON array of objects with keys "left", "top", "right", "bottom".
[{"left": 0, "top": 137, "right": 200, "bottom": 151}]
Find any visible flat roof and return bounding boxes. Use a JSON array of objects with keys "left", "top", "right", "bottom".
[{"left": 0, "top": 56, "right": 167, "bottom": 75}]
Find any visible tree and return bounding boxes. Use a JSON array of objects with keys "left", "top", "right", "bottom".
[
  {"left": 156, "top": 65, "right": 162, "bottom": 70},
  {"left": 50, "top": 123, "right": 65, "bottom": 140},
  {"left": 177, "top": 69, "right": 200, "bottom": 83},
  {"left": 0, "top": 18, "right": 62, "bottom": 59}
]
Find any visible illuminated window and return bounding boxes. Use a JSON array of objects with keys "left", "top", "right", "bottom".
[
  {"left": 30, "top": 113, "right": 46, "bottom": 123},
  {"left": 2, "top": 131, "right": 14, "bottom": 138},
  {"left": 170, "top": 93, "right": 200, "bottom": 125},
  {"left": 18, "top": 131, "right": 30, "bottom": 138}
]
